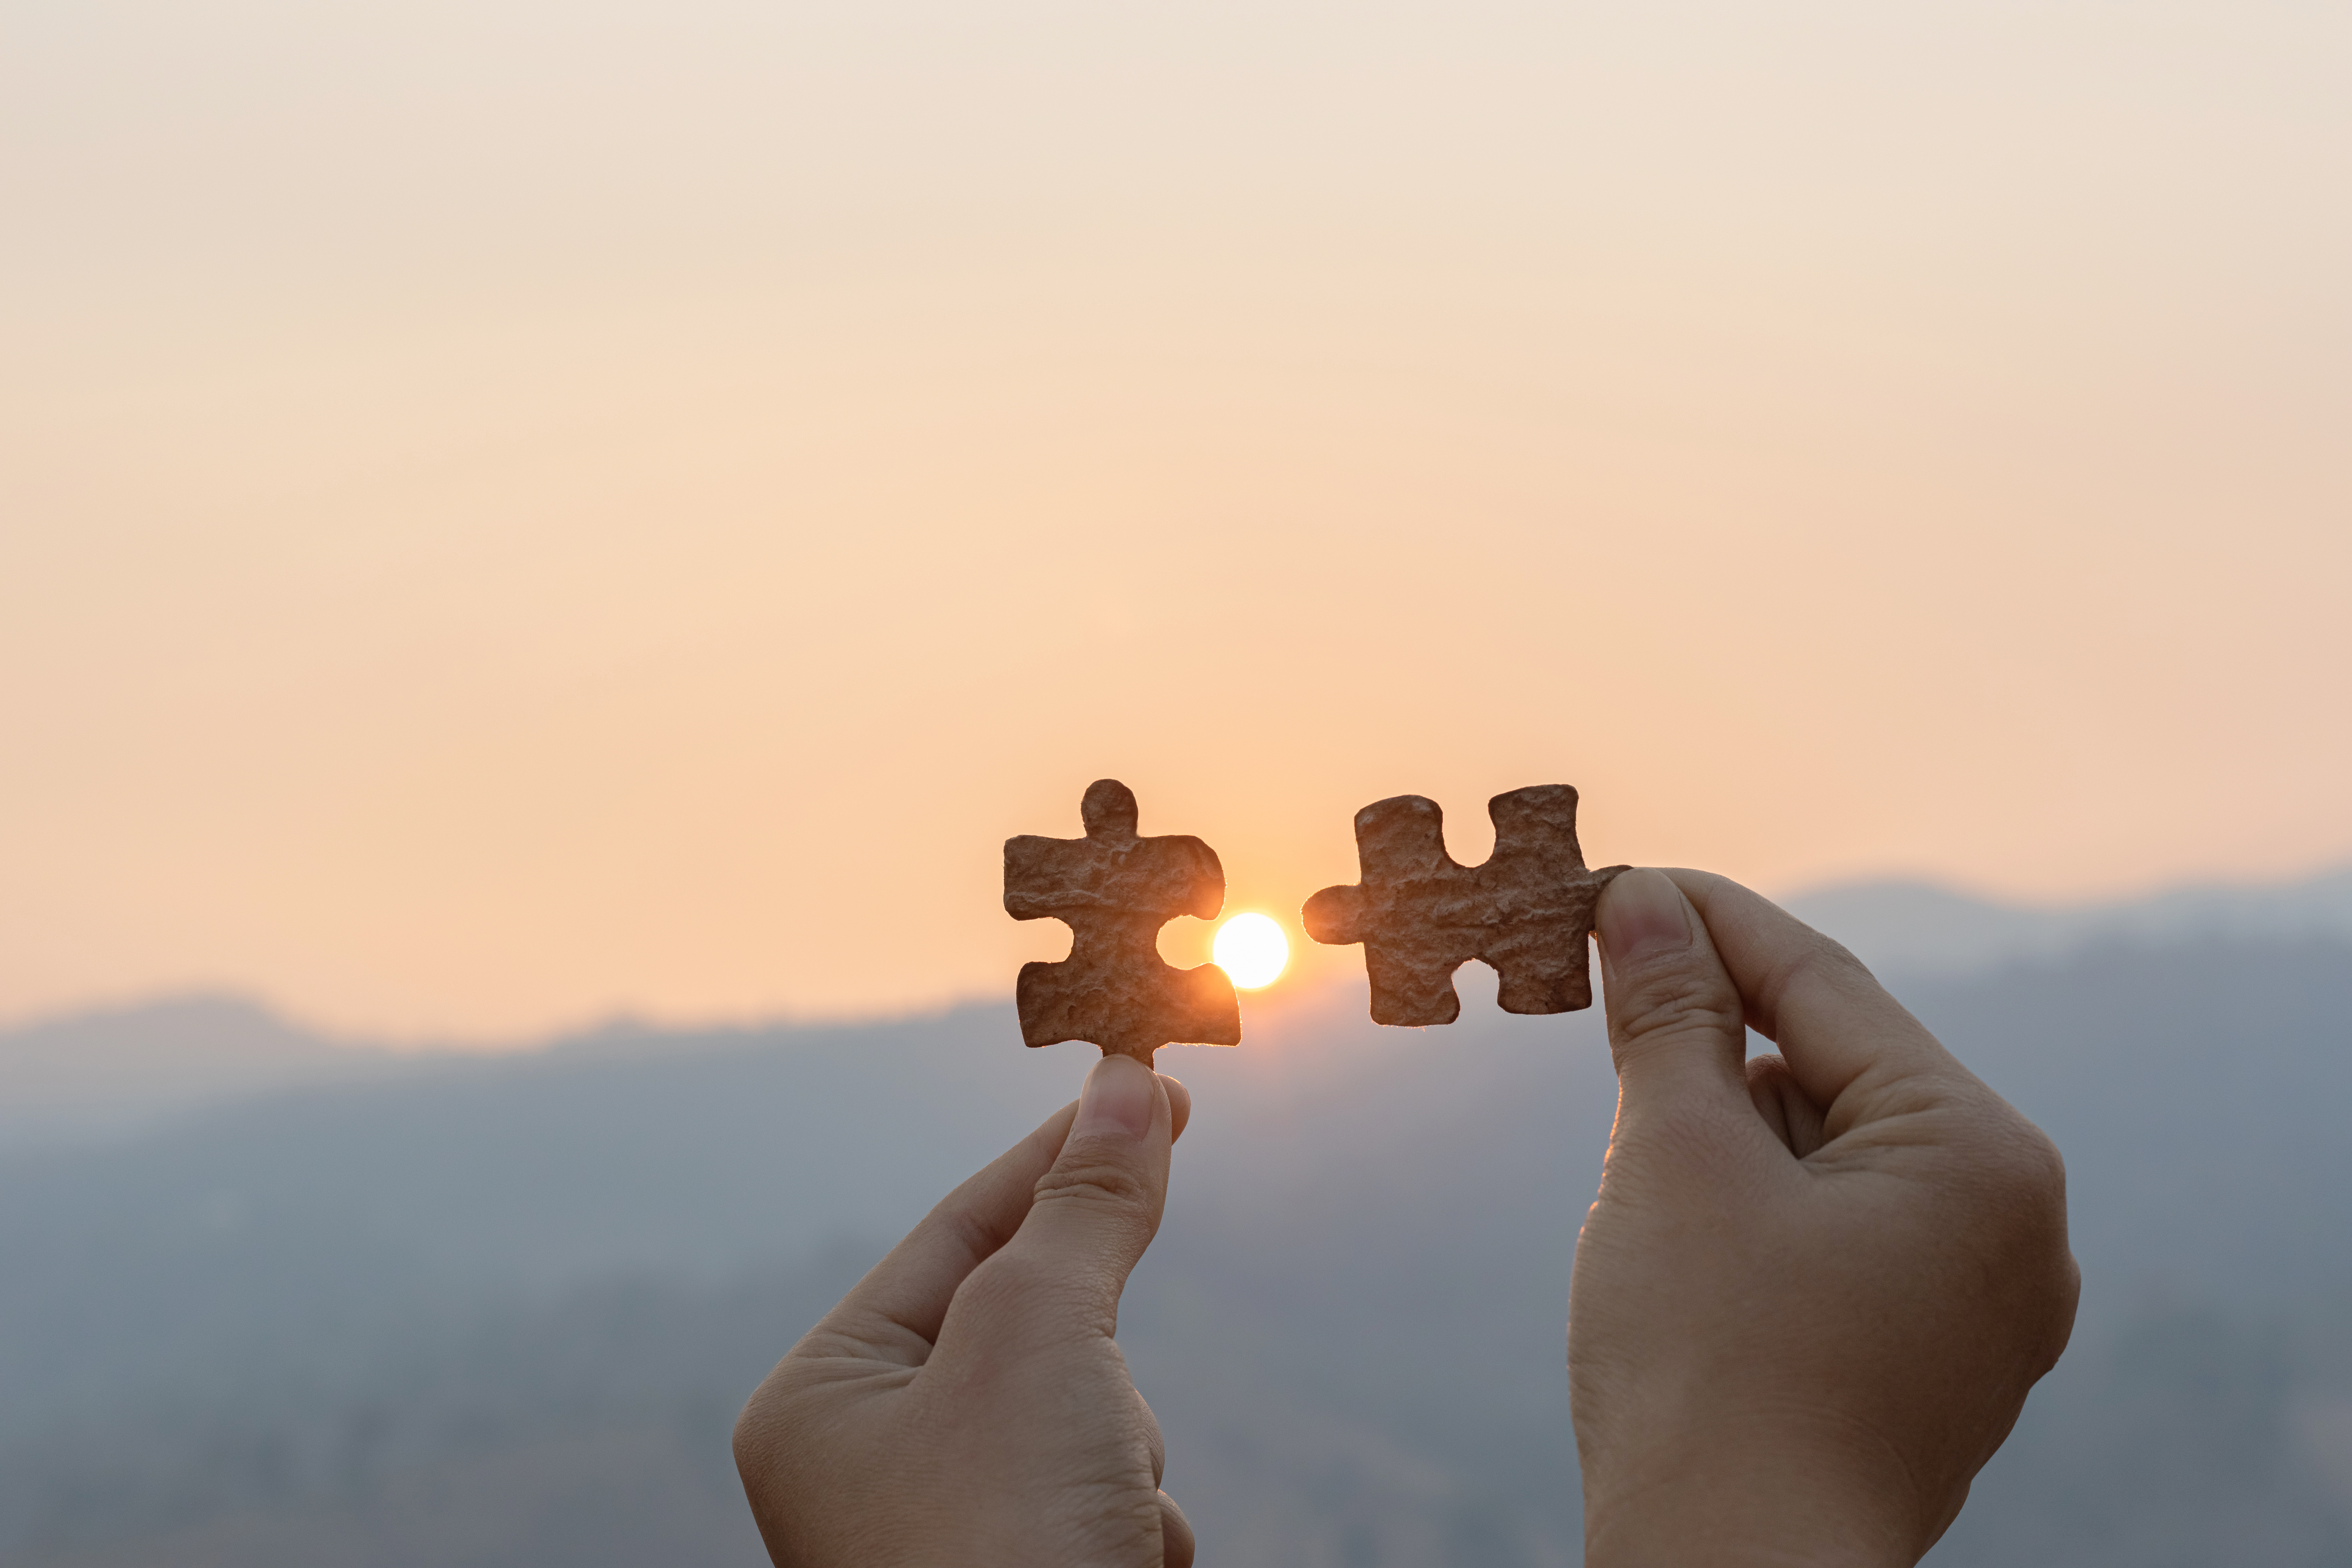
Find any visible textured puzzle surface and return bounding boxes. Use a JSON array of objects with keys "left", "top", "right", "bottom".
[
  {"left": 1303, "top": 784, "right": 1628, "bottom": 1026},
  {"left": 1003, "top": 779, "right": 1241, "bottom": 1064}
]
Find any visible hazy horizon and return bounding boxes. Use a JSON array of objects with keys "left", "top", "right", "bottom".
[{"left": 8, "top": 857, "right": 2348, "bottom": 1054}]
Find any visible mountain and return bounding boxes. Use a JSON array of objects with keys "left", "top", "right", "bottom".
[
  {"left": 10, "top": 862, "right": 2349, "bottom": 1155},
  {"left": 1783, "top": 864, "right": 2352, "bottom": 981},
  {"left": 2, "top": 926, "right": 2352, "bottom": 1565},
  {"left": 0, "top": 995, "right": 411, "bottom": 1148}
]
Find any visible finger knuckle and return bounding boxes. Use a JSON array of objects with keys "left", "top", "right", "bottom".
[
  {"left": 1970, "top": 1111, "right": 2070, "bottom": 1212},
  {"left": 732, "top": 1370, "right": 833, "bottom": 1507},
  {"left": 1604, "top": 1100, "right": 1760, "bottom": 1194},
  {"left": 1033, "top": 1153, "right": 1153, "bottom": 1213},
  {"left": 932, "top": 1193, "right": 1008, "bottom": 1272},
  {"left": 955, "top": 1248, "right": 1072, "bottom": 1319},
  {"left": 2012, "top": 1122, "right": 2070, "bottom": 1199},
  {"left": 1945, "top": 1113, "right": 2078, "bottom": 1315},
  {"left": 1752, "top": 931, "right": 1879, "bottom": 1026},
  {"left": 730, "top": 1391, "right": 777, "bottom": 1476},
  {"left": 1609, "top": 981, "right": 1742, "bottom": 1059}
]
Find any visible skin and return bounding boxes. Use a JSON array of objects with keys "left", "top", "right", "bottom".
[
  {"left": 1572, "top": 870, "right": 2080, "bottom": 1567},
  {"left": 734, "top": 1053, "right": 1196, "bottom": 1568},
  {"left": 735, "top": 869, "right": 2080, "bottom": 1567}
]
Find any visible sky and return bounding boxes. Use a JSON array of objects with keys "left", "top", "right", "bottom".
[{"left": 3, "top": 0, "right": 2348, "bottom": 1040}]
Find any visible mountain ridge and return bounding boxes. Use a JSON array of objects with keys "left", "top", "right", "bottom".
[{"left": 8, "top": 861, "right": 2350, "bottom": 1149}]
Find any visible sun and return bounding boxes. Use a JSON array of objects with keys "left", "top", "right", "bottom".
[{"left": 1211, "top": 912, "right": 1289, "bottom": 989}]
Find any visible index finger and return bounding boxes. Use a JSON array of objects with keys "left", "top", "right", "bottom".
[
  {"left": 1661, "top": 869, "right": 1971, "bottom": 1118},
  {"left": 798, "top": 1073, "right": 1193, "bottom": 1367}
]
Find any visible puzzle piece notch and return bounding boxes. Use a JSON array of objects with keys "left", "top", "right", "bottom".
[
  {"left": 1003, "top": 778, "right": 1241, "bottom": 1065},
  {"left": 1302, "top": 784, "right": 1629, "bottom": 1027}
]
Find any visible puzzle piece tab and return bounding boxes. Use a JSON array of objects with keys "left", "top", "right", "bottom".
[
  {"left": 1004, "top": 779, "right": 1241, "bottom": 1064},
  {"left": 1302, "top": 785, "right": 1629, "bottom": 1026}
]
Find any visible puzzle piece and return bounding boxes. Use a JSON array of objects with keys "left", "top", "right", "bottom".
[
  {"left": 1302, "top": 785, "right": 1629, "bottom": 1026},
  {"left": 1003, "top": 779, "right": 1241, "bottom": 1064}
]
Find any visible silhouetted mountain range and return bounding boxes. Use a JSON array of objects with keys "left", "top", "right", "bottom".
[
  {"left": 2, "top": 872, "right": 2350, "bottom": 1564},
  {"left": 13, "top": 865, "right": 2347, "bottom": 1151},
  {"left": 0, "top": 995, "right": 407, "bottom": 1149},
  {"left": 1783, "top": 865, "right": 2352, "bottom": 979}
]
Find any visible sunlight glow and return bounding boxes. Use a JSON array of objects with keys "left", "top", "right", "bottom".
[{"left": 1212, "top": 912, "right": 1289, "bottom": 989}]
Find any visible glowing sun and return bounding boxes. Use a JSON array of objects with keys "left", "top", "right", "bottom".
[{"left": 1212, "top": 912, "right": 1289, "bottom": 989}]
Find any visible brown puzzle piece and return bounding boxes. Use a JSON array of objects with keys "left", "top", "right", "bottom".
[
  {"left": 1302, "top": 784, "right": 1629, "bottom": 1026},
  {"left": 1003, "top": 779, "right": 1241, "bottom": 1064}
]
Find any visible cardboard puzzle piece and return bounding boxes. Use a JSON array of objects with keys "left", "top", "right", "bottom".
[
  {"left": 1003, "top": 779, "right": 1241, "bottom": 1064},
  {"left": 1302, "top": 784, "right": 1629, "bottom": 1026}
]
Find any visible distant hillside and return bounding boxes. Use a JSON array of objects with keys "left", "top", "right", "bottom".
[
  {"left": 0, "top": 995, "right": 412, "bottom": 1148},
  {"left": 1, "top": 934, "right": 2350, "bottom": 1564},
  {"left": 1785, "top": 863, "right": 2352, "bottom": 981},
  {"left": 8, "top": 861, "right": 2348, "bottom": 1154}
]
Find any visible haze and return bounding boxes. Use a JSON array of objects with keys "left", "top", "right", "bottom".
[{"left": 4, "top": 0, "right": 2347, "bottom": 1037}]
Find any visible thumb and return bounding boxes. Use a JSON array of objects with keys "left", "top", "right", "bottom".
[
  {"left": 1594, "top": 869, "right": 1752, "bottom": 1127},
  {"left": 992, "top": 1054, "right": 1173, "bottom": 1331}
]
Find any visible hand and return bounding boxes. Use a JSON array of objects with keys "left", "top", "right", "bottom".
[
  {"left": 734, "top": 1054, "right": 1195, "bottom": 1568},
  {"left": 1571, "top": 869, "right": 2080, "bottom": 1567}
]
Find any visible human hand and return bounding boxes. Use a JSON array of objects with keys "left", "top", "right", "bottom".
[
  {"left": 734, "top": 1054, "right": 1195, "bottom": 1568},
  {"left": 1571, "top": 869, "right": 2080, "bottom": 1567}
]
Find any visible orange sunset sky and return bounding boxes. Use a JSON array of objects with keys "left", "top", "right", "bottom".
[{"left": 4, "top": 0, "right": 2348, "bottom": 1040}]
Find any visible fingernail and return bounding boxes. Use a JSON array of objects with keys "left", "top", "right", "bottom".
[
  {"left": 1597, "top": 869, "right": 1694, "bottom": 968},
  {"left": 1073, "top": 1054, "right": 1156, "bottom": 1141}
]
